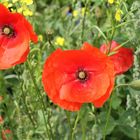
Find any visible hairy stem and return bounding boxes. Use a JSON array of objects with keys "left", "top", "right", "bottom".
[
  {"left": 103, "top": 96, "right": 112, "bottom": 140},
  {"left": 26, "top": 60, "right": 51, "bottom": 139},
  {"left": 81, "top": 0, "right": 88, "bottom": 43}
]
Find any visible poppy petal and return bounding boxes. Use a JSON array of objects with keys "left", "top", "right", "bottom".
[
  {"left": 51, "top": 50, "right": 107, "bottom": 74},
  {"left": 92, "top": 61, "right": 115, "bottom": 107},
  {"left": 44, "top": 77, "right": 82, "bottom": 112},
  {"left": 12, "top": 47, "right": 30, "bottom": 65},
  {"left": 23, "top": 17, "right": 38, "bottom": 43},
  {"left": 110, "top": 48, "right": 133, "bottom": 75},
  {"left": 59, "top": 72, "right": 110, "bottom": 103},
  {"left": 0, "top": 21, "right": 30, "bottom": 69},
  {"left": 81, "top": 42, "right": 105, "bottom": 58},
  {"left": 0, "top": 39, "right": 29, "bottom": 69},
  {"left": 100, "top": 41, "right": 119, "bottom": 54},
  {"left": 92, "top": 80, "right": 114, "bottom": 107},
  {"left": 100, "top": 40, "right": 134, "bottom": 75},
  {"left": 42, "top": 51, "right": 82, "bottom": 111},
  {"left": 0, "top": 4, "right": 9, "bottom": 15}
]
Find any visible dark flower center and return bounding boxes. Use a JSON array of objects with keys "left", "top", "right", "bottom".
[
  {"left": 2, "top": 25, "right": 14, "bottom": 37},
  {"left": 76, "top": 70, "right": 88, "bottom": 81}
]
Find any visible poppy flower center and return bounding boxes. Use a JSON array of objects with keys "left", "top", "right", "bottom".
[
  {"left": 77, "top": 70, "right": 88, "bottom": 81},
  {"left": 2, "top": 26, "right": 14, "bottom": 37}
]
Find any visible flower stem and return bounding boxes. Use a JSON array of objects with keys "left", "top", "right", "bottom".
[
  {"left": 26, "top": 60, "right": 51, "bottom": 139},
  {"left": 72, "top": 111, "right": 80, "bottom": 140},
  {"left": 21, "top": 84, "right": 37, "bottom": 127},
  {"left": 81, "top": 0, "right": 88, "bottom": 44},
  {"left": 114, "top": 83, "right": 129, "bottom": 90},
  {"left": 65, "top": 111, "right": 73, "bottom": 139},
  {"left": 15, "top": 68, "right": 37, "bottom": 128},
  {"left": 135, "top": 112, "right": 140, "bottom": 140},
  {"left": 103, "top": 83, "right": 129, "bottom": 140},
  {"left": 103, "top": 96, "right": 112, "bottom": 140}
]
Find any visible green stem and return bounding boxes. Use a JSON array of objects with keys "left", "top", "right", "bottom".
[
  {"left": 135, "top": 113, "right": 140, "bottom": 140},
  {"left": 72, "top": 111, "right": 80, "bottom": 140},
  {"left": 114, "top": 83, "right": 129, "bottom": 90},
  {"left": 107, "top": 19, "right": 137, "bottom": 32},
  {"left": 15, "top": 69, "right": 37, "bottom": 127},
  {"left": 107, "top": 28, "right": 115, "bottom": 54},
  {"left": 21, "top": 85, "right": 36, "bottom": 127},
  {"left": 103, "top": 83, "right": 129, "bottom": 140},
  {"left": 82, "top": 123, "right": 86, "bottom": 140},
  {"left": 65, "top": 111, "right": 73, "bottom": 139},
  {"left": 107, "top": 10, "right": 116, "bottom": 55},
  {"left": 26, "top": 61, "right": 44, "bottom": 105},
  {"left": 81, "top": 0, "right": 88, "bottom": 44},
  {"left": 91, "top": 25, "right": 109, "bottom": 45},
  {"left": 26, "top": 60, "right": 51, "bottom": 139},
  {"left": 103, "top": 96, "right": 112, "bottom": 140}
]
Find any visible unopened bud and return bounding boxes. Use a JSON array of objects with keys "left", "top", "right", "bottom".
[{"left": 129, "top": 79, "right": 140, "bottom": 90}]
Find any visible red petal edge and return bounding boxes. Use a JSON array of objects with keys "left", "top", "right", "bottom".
[
  {"left": 100, "top": 40, "right": 134, "bottom": 75},
  {"left": 0, "top": 4, "right": 10, "bottom": 14}
]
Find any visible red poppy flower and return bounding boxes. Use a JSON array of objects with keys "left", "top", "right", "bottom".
[
  {"left": 100, "top": 40, "right": 134, "bottom": 75},
  {"left": 1, "top": 129, "right": 12, "bottom": 140},
  {"left": 42, "top": 42, "right": 115, "bottom": 111},
  {"left": 0, "top": 4, "right": 38, "bottom": 69}
]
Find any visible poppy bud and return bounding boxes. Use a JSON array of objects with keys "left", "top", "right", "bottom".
[{"left": 129, "top": 79, "right": 140, "bottom": 90}]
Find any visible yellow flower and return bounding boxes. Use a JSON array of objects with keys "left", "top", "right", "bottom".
[
  {"left": 81, "top": 8, "right": 85, "bottom": 16},
  {"left": 72, "top": 10, "right": 78, "bottom": 17},
  {"left": 115, "top": 9, "right": 123, "bottom": 22},
  {"left": 55, "top": 37, "right": 65, "bottom": 46},
  {"left": 38, "top": 35, "right": 43, "bottom": 42},
  {"left": 17, "top": 5, "right": 33, "bottom": 16},
  {"left": 17, "top": 7, "right": 23, "bottom": 13},
  {"left": 23, "top": 9, "right": 33, "bottom": 16},
  {"left": 21, "top": 0, "right": 33, "bottom": 5},
  {"left": 3, "top": 2, "right": 9, "bottom": 7},
  {"left": 73, "top": 8, "right": 88, "bottom": 17},
  {"left": 12, "top": 0, "right": 18, "bottom": 3},
  {"left": 108, "top": 0, "right": 114, "bottom": 4},
  {"left": 81, "top": 8, "right": 89, "bottom": 16},
  {"left": 2, "top": 2, "right": 13, "bottom": 8}
]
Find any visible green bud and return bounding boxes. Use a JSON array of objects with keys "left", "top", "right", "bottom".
[{"left": 129, "top": 80, "right": 140, "bottom": 90}]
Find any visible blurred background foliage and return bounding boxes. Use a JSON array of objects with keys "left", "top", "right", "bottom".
[{"left": 0, "top": 0, "right": 140, "bottom": 139}]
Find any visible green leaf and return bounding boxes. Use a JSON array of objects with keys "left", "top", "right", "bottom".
[
  {"left": 112, "top": 96, "right": 122, "bottom": 110},
  {"left": 118, "top": 125, "right": 136, "bottom": 139},
  {"left": 98, "top": 112, "right": 116, "bottom": 135}
]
